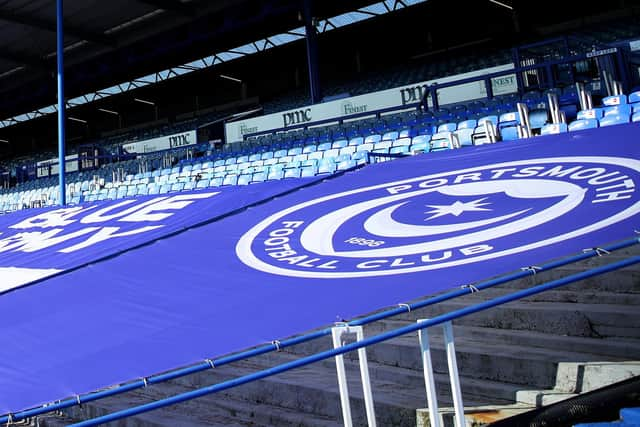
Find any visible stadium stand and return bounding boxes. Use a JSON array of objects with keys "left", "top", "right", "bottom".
[{"left": 0, "top": 1, "right": 640, "bottom": 426}]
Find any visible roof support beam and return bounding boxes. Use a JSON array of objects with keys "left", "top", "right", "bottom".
[
  {"left": 0, "top": 9, "right": 115, "bottom": 46},
  {"left": 135, "top": 0, "right": 196, "bottom": 16},
  {"left": 0, "top": 49, "right": 48, "bottom": 70}
]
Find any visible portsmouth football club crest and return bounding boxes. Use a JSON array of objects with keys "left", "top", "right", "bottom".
[{"left": 237, "top": 157, "right": 640, "bottom": 278}]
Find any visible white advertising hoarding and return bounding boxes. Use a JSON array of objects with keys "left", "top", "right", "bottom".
[
  {"left": 122, "top": 130, "right": 197, "bottom": 154},
  {"left": 36, "top": 154, "right": 79, "bottom": 178},
  {"left": 225, "top": 64, "right": 517, "bottom": 143}
]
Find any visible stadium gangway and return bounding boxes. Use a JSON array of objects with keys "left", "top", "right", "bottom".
[
  {"left": 67, "top": 247, "right": 640, "bottom": 427},
  {"left": 2, "top": 236, "right": 639, "bottom": 425}
]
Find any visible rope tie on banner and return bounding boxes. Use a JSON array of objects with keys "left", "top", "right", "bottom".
[
  {"left": 461, "top": 284, "right": 480, "bottom": 293},
  {"left": 584, "top": 247, "right": 610, "bottom": 256},
  {"left": 271, "top": 340, "right": 282, "bottom": 351},
  {"left": 204, "top": 359, "right": 215, "bottom": 369},
  {"left": 76, "top": 395, "right": 82, "bottom": 405},
  {"left": 521, "top": 265, "right": 542, "bottom": 274},
  {"left": 397, "top": 303, "right": 411, "bottom": 312},
  {"left": 142, "top": 377, "right": 149, "bottom": 388},
  {"left": 5, "top": 413, "right": 12, "bottom": 426}
]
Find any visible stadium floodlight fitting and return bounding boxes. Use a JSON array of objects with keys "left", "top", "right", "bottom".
[
  {"left": 134, "top": 98, "right": 155, "bottom": 106},
  {"left": 68, "top": 116, "right": 87, "bottom": 124},
  {"left": 488, "top": 0, "right": 513, "bottom": 10},
  {"left": 0, "top": 138, "right": 8, "bottom": 143},
  {"left": 98, "top": 108, "right": 119, "bottom": 116},
  {"left": 219, "top": 74, "right": 242, "bottom": 83}
]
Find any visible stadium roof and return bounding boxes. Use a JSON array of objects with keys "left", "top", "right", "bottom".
[
  {"left": 0, "top": 0, "right": 421, "bottom": 126},
  {"left": 0, "top": 0, "right": 428, "bottom": 129}
]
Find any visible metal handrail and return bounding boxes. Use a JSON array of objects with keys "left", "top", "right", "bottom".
[
  {"left": 1, "top": 236, "right": 638, "bottom": 424},
  {"left": 69, "top": 253, "right": 640, "bottom": 427}
]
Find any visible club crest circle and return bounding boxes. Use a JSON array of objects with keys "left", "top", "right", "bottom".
[{"left": 236, "top": 156, "right": 640, "bottom": 278}]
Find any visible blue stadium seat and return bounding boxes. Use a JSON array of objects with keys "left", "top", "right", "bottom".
[
  {"left": 364, "top": 134, "right": 382, "bottom": 144},
  {"left": 348, "top": 151, "right": 365, "bottom": 164},
  {"left": 603, "top": 104, "right": 632, "bottom": 118},
  {"left": 337, "top": 159, "right": 357, "bottom": 171},
  {"left": 357, "top": 142, "right": 374, "bottom": 153},
  {"left": 261, "top": 151, "right": 274, "bottom": 160},
  {"left": 348, "top": 137, "right": 364, "bottom": 146},
  {"left": 308, "top": 151, "right": 324, "bottom": 161},
  {"left": 224, "top": 157, "right": 237, "bottom": 166},
  {"left": 599, "top": 114, "right": 630, "bottom": 127},
  {"left": 252, "top": 172, "right": 267, "bottom": 183},
  {"left": 147, "top": 183, "right": 160, "bottom": 195},
  {"left": 209, "top": 177, "right": 223, "bottom": 187},
  {"left": 248, "top": 153, "right": 261, "bottom": 162},
  {"left": 288, "top": 147, "right": 302, "bottom": 156},
  {"left": 267, "top": 169, "right": 284, "bottom": 180},
  {"left": 237, "top": 174, "right": 252, "bottom": 185},
  {"left": 223, "top": 175, "right": 238, "bottom": 186},
  {"left": 274, "top": 149, "right": 288, "bottom": 158},
  {"left": 382, "top": 131, "right": 399, "bottom": 141},
  {"left": 159, "top": 184, "right": 172, "bottom": 194},
  {"left": 457, "top": 119, "right": 477, "bottom": 130},
  {"left": 633, "top": 111, "right": 640, "bottom": 123},
  {"left": 437, "top": 123, "right": 457, "bottom": 133},
  {"left": 602, "top": 94, "right": 628, "bottom": 106},
  {"left": 301, "top": 166, "right": 318, "bottom": 177},
  {"left": 501, "top": 126, "right": 520, "bottom": 141},
  {"left": 303, "top": 144, "right": 317, "bottom": 154},
  {"left": 136, "top": 184, "right": 149, "bottom": 195},
  {"left": 374, "top": 140, "right": 392, "bottom": 151},
  {"left": 332, "top": 139, "right": 348, "bottom": 149},
  {"left": 339, "top": 146, "right": 356, "bottom": 156},
  {"left": 317, "top": 142, "right": 332, "bottom": 151},
  {"left": 196, "top": 179, "right": 210, "bottom": 189},
  {"left": 454, "top": 129, "right": 474, "bottom": 146},
  {"left": 410, "top": 135, "right": 431, "bottom": 153},
  {"left": 183, "top": 181, "right": 196, "bottom": 191},
  {"left": 568, "top": 119, "right": 598, "bottom": 131},
  {"left": 318, "top": 159, "right": 336, "bottom": 174},
  {"left": 541, "top": 123, "right": 568, "bottom": 135},
  {"left": 577, "top": 108, "right": 603, "bottom": 120},
  {"left": 390, "top": 146, "right": 410, "bottom": 155},
  {"left": 284, "top": 168, "right": 301, "bottom": 179},
  {"left": 323, "top": 148, "right": 340, "bottom": 158},
  {"left": 302, "top": 159, "right": 318, "bottom": 168},
  {"left": 429, "top": 132, "right": 454, "bottom": 152},
  {"left": 170, "top": 182, "right": 185, "bottom": 192},
  {"left": 629, "top": 91, "right": 640, "bottom": 105},
  {"left": 392, "top": 137, "right": 411, "bottom": 147},
  {"left": 397, "top": 128, "right": 415, "bottom": 138}
]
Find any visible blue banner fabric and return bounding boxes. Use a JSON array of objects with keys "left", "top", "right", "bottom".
[{"left": 0, "top": 124, "right": 638, "bottom": 414}]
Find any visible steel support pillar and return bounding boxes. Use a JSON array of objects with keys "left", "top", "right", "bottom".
[
  {"left": 57, "top": 0, "right": 66, "bottom": 206},
  {"left": 303, "top": 0, "right": 322, "bottom": 104}
]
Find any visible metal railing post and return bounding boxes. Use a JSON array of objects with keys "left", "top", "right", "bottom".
[
  {"left": 443, "top": 322, "right": 465, "bottom": 427},
  {"left": 332, "top": 325, "right": 377, "bottom": 427},
  {"left": 418, "top": 320, "right": 441, "bottom": 427},
  {"left": 332, "top": 327, "right": 354, "bottom": 427}
]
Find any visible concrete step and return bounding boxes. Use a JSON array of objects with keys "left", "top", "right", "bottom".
[
  {"left": 46, "top": 379, "right": 342, "bottom": 427},
  {"left": 284, "top": 328, "right": 631, "bottom": 389},
  {"left": 390, "top": 300, "right": 640, "bottom": 338},
  {"left": 166, "top": 351, "right": 521, "bottom": 426},
  {"left": 367, "top": 322, "right": 640, "bottom": 360},
  {"left": 497, "top": 266, "right": 640, "bottom": 294}
]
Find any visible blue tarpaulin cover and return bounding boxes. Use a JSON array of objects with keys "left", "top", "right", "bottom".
[{"left": 0, "top": 124, "right": 639, "bottom": 414}]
